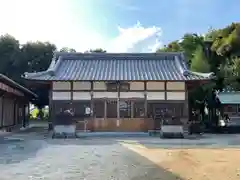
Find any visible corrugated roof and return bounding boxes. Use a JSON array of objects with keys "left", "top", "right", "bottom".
[
  {"left": 218, "top": 91, "right": 240, "bottom": 104},
  {"left": 23, "top": 52, "right": 214, "bottom": 81}
]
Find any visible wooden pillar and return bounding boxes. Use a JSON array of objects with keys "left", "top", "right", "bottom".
[
  {"left": 70, "top": 81, "right": 73, "bottom": 110},
  {"left": 131, "top": 101, "right": 134, "bottom": 118},
  {"left": 164, "top": 81, "right": 167, "bottom": 100},
  {"left": 144, "top": 81, "right": 147, "bottom": 117},
  {"left": 49, "top": 82, "right": 53, "bottom": 121},
  {"left": 90, "top": 81, "right": 94, "bottom": 117},
  {"left": 185, "top": 82, "right": 189, "bottom": 119},
  {"left": 22, "top": 102, "right": 26, "bottom": 128},
  {"left": 117, "top": 82, "right": 120, "bottom": 119},
  {"left": 1, "top": 95, "right": 4, "bottom": 127},
  {"left": 25, "top": 102, "right": 30, "bottom": 127},
  {"left": 13, "top": 98, "right": 16, "bottom": 126},
  {"left": 104, "top": 99, "right": 107, "bottom": 119}
]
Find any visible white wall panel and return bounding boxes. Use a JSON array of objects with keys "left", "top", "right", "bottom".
[
  {"left": 167, "top": 82, "right": 185, "bottom": 90},
  {"left": 93, "top": 92, "right": 118, "bottom": 98},
  {"left": 52, "top": 92, "right": 71, "bottom": 100},
  {"left": 147, "top": 82, "right": 165, "bottom": 90},
  {"left": 52, "top": 81, "right": 71, "bottom": 90},
  {"left": 167, "top": 92, "right": 185, "bottom": 100},
  {"left": 120, "top": 92, "right": 144, "bottom": 98},
  {"left": 73, "top": 92, "right": 91, "bottom": 100},
  {"left": 73, "top": 81, "right": 91, "bottom": 90},
  {"left": 93, "top": 82, "right": 106, "bottom": 90},
  {"left": 147, "top": 92, "right": 165, "bottom": 100},
  {"left": 130, "top": 82, "right": 144, "bottom": 90}
]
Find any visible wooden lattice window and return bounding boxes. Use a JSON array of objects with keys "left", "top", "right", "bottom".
[
  {"left": 119, "top": 100, "right": 131, "bottom": 118},
  {"left": 134, "top": 101, "right": 145, "bottom": 118}
]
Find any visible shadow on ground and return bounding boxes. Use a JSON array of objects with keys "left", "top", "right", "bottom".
[{"left": 118, "top": 146, "right": 184, "bottom": 180}]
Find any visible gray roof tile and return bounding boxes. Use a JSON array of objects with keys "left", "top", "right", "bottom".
[{"left": 23, "top": 52, "right": 214, "bottom": 81}]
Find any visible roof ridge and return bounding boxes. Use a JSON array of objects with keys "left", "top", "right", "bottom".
[{"left": 56, "top": 52, "right": 183, "bottom": 60}]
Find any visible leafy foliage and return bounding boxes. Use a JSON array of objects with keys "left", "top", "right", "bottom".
[{"left": 190, "top": 46, "right": 210, "bottom": 73}]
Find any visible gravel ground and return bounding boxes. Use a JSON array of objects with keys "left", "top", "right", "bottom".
[
  {"left": 0, "top": 129, "right": 181, "bottom": 180},
  {"left": 1, "top": 127, "right": 240, "bottom": 180}
]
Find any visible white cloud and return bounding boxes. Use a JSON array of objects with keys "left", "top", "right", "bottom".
[
  {"left": 107, "top": 22, "right": 162, "bottom": 53},
  {"left": 0, "top": 0, "right": 162, "bottom": 53}
]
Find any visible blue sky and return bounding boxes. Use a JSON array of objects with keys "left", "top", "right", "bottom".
[{"left": 1, "top": 0, "right": 240, "bottom": 52}]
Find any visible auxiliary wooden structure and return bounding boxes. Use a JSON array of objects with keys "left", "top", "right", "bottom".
[
  {"left": 0, "top": 74, "right": 37, "bottom": 131},
  {"left": 23, "top": 52, "right": 213, "bottom": 132}
]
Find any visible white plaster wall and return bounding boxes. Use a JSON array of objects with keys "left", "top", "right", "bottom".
[
  {"left": 166, "top": 82, "right": 185, "bottom": 90},
  {"left": 93, "top": 82, "right": 106, "bottom": 90},
  {"left": 73, "top": 92, "right": 91, "bottom": 100},
  {"left": 147, "top": 82, "right": 165, "bottom": 90},
  {"left": 73, "top": 81, "right": 91, "bottom": 90},
  {"left": 167, "top": 92, "right": 185, "bottom": 100},
  {"left": 52, "top": 81, "right": 71, "bottom": 90},
  {"left": 93, "top": 92, "right": 118, "bottom": 98},
  {"left": 52, "top": 92, "right": 71, "bottom": 100},
  {"left": 129, "top": 82, "right": 144, "bottom": 90},
  {"left": 147, "top": 92, "right": 165, "bottom": 100},
  {"left": 120, "top": 92, "right": 144, "bottom": 98}
]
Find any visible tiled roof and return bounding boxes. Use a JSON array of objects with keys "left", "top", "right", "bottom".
[
  {"left": 0, "top": 74, "right": 37, "bottom": 98},
  {"left": 23, "top": 52, "right": 214, "bottom": 81}
]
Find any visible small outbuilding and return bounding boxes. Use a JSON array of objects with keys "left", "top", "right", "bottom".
[{"left": 0, "top": 74, "right": 37, "bottom": 131}]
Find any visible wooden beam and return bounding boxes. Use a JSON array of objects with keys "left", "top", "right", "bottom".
[
  {"left": 49, "top": 82, "right": 53, "bottom": 121},
  {"left": 104, "top": 99, "right": 107, "bottom": 119},
  {"left": 144, "top": 81, "right": 147, "bottom": 117},
  {"left": 70, "top": 81, "right": 73, "bottom": 101},
  {"left": 131, "top": 101, "right": 134, "bottom": 118},
  {"left": 164, "top": 81, "right": 167, "bottom": 100},
  {"left": 1, "top": 96, "right": 3, "bottom": 127},
  {"left": 90, "top": 81, "right": 94, "bottom": 117},
  {"left": 117, "top": 82, "right": 120, "bottom": 118}
]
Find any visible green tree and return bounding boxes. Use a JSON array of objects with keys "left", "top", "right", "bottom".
[
  {"left": 157, "top": 41, "right": 182, "bottom": 52},
  {"left": 157, "top": 33, "right": 204, "bottom": 64},
  {"left": 190, "top": 46, "right": 210, "bottom": 73},
  {"left": 208, "top": 23, "right": 240, "bottom": 57},
  {"left": 89, "top": 48, "right": 106, "bottom": 53},
  {"left": 180, "top": 34, "right": 204, "bottom": 63},
  {"left": 0, "top": 34, "right": 20, "bottom": 79},
  {"left": 60, "top": 47, "right": 76, "bottom": 52},
  {"left": 20, "top": 41, "right": 56, "bottom": 107}
]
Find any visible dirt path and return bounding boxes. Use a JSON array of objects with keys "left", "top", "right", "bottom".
[{"left": 120, "top": 142, "right": 240, "bottom": 180}]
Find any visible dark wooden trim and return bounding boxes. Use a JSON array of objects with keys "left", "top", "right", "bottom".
[
  {"left": 144, "top": 81, "right": 147, "bottom": 91},
  {"left": 164, "top": 82, "right": 167, "bottom": 100},
  {"left": 70, "top": 81, "right": 73, "bottom": 100},
  {"left": 93, "top": 98, "right": 118, "bottom": 101},
  {"left": 52, "top": 89, "right": 186, "bottom": 93},
  {"left": 13, "top": 98, "right": 16, "bottom": 126},
  {"left": 104, "top": 100, "right": 107, "bottom": 119},
  {"left": 117, "top": 82, "right": 120, "bottom": 118},
  {"left": 49, "top": 82, "right": 53, "bottom": 121},
  {"left": 131, "top": 101, "right": 134, "bottom": 118},
  {"left": 1, "top": 95, "right": 4, "bottom": 127},
  {"left": 119, "top": 98, "right": 145, "bottom": 101},
  {"left": 144, "top": 91, "right": 147, "bottom": 118},
  {"left": 90, "top": 81, "right": 94, "bottom": 117},
  {"left": 147, "top": 100, "right": 186, "bottom": 103}
]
